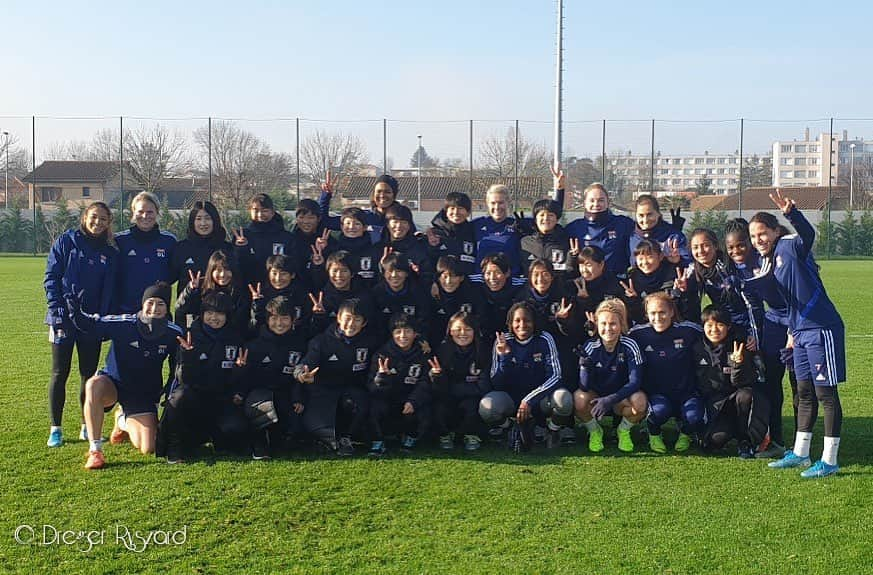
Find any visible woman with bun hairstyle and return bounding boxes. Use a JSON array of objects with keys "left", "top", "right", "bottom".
[{"left": 319, "top": 173, "right": 404, "bottom": 244}]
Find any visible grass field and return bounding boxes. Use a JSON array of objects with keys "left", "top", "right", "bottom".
[{"left": 0, "top": 256, "right": 871, "bottom": 574}]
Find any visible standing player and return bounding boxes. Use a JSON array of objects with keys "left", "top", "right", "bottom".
[
  {"left": 565, "top": 183, "right": 635, "bottom": 278},
  {"left": 750, "top": 191, "right": 846, "bottom": 478}
]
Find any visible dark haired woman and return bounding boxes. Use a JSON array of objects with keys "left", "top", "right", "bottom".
[
  {"left": 319, "top": 173, "right": 403, "bottom": 244},
  {"left": 44, "top": 202, "right": 118, "bottom": 447}
]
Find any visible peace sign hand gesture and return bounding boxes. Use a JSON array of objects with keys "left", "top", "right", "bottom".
[
  {"left": 248, "top": 282, "right": 263, "bottom": 300},
  {"left": 321, "top": 169, "right": 335, "bottom": 194},
  {"left": 428, "top": 356, "right": 442, "bottom": 375},
  {"left": 555, "top": 297, "right": 573, "bottom": 320},
  {"left": 176, "top": 331, "right": 194, "bottom": 351},
  {"left": 187, "top": 269, "right": 203, "bottom": 290},
  {"left": 550, "top": 163, "right": 566, "bottom": 190},
  {"left": 769, "top": 189, "right": 795, "bottom": 214},
  {"left": 232, "top": 227, "right": 248, "bottom": 246},
  {"left": 620, "top": 278, "right": 638, "bottom": 298},
  {"left": 495, "top": 332, "right": 511, "bottom": 356},
  {"left": 315, "top": 228, "right": 330, "bottom": 253},
  {"left": 574, "top": 276, "right": 589, "bottom": 299},
  {"left": 297, "top": 364, "right": 320, "bottom": 384},
  {"left": 377, "top": 356, "right": 391, "bottom": 374},
  {"left": 730, "top": 340, "right": 745, "bottom": 364},
  {"left": 666, "top": 238, "right": 681, "bottom": 264},
  {"left": 235, "top": 348, "right": 248, "bottom": 367},
  {"left": 673, "top": 267, "right": 688, "bottom": 292},
  {"left": 310, "top": 243, "right": 325, "bottom": 266},
  {"left": 308, "top": 291, "right": 325, "bottom": 314},
  {"left": 569, "top": 237, "right": 581, "bottom": 257}
]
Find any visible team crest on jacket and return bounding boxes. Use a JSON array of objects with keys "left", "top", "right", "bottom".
[
  {"left": 360, "top": 257, "right": 372, "bottom": 271},
  {"left": 272, "top": 243, "right": 285, "bottom": 255},
  {"left": 99, "top": 254, "right": 107, "bottom": 264},
  {"left": 533, "top": 353, "right": 543, "bottom": 362},
  {"left": 402, "top": 305, "right": 416, "bottom": 315},
  {"left": 608, "top": 230, "right": 617, "bottom": 239},
  {"left": 673, "top": 338, "right": 684, "bottom": 349},
  {"left": 288, "top": 351, "right": 301, "bottom": 366},
  {"left": 225, "top": 346, "right": 238, "bottom": 360},
  {"left": 156, "top": 248, "right": 166, "bottom": 258},
  {"left": 463, "top": 241, "right": 474, "bottom": 255},
  {"left": 460, "top": 303, "right": 473, "bottom": 313},
  {"left": 775, "top": 255, "right": 783, "bottom": 269},
  {"left": 551, "top": 249, "right": 565, "bottom": 264},
  {"left": 469, "top": 362, "right": 481, "bottom": 375},
  {"left": 405, "top": 364, "right": 422, "bottom": 383},
  {"left": 356, "top": 348, "right": 368, "bottom": 362}
]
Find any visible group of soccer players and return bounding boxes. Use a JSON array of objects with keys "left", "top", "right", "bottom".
[{"left": 44, "top": 173, "right": 847, "bottom": 478}]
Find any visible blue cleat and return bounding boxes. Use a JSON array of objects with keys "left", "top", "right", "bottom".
[
  {"left": 47, "top": 429, "right": 63, "bottom": 448},
  {"left": 768, "top": 451, "right": 811, "bottom": 469},
  {"left": 800, "top": 460, "right": 840, "bottom": 479}
]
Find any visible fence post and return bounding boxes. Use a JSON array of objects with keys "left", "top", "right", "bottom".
[
  {"left": 738, "top": 117, "right": 744, "bottom": 216},
  {"left": 515, "top": 120, "right": 520, "bottom": 205},
  {"left": 31, "top": 116, "right": 36, "bottom": 254},
  {"left": 119, "top": 116, "right": 124, "bottom": 226},
  {"left": 650, "top": 119, "right": 655, "bottom": 193},
  {"left": 383, "top": 118, "right": 388, "bottom": 175},
  {"left": 295, "top": 117, "right": 300, "bottom": 202},
  {"left": 208, "top": 117, "right": 213, "bottom": 202},
  {"left": 468, "top": 120, "right": 473, "bottom": 195},
  {"left": 601, "top": 119, "right": 606, "bottom": 183},
  {"left": 827, "top": 117, "right": 834, "bottom": 259}
]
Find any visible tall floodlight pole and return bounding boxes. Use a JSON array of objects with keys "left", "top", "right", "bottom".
[
  {"left": 552, "top": 0, "right": 564, "bottom": 205},
  {"left": 417, "top": 134, "right": 422, "bottom": 210},
  {"left": 2, "top": 131, "right": 9, "bottom": 209},
  {"left": 850, "top": 143, "right": 856, "bottom": 210}
]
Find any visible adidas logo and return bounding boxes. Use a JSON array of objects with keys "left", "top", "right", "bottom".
[
  {"left": 699, "top": 358, "right": 708, "bottom": 365},
  {"left": 127, "top": 249, "right": 136, "bottom": 256},
  {"left": 382, "top": 308, "right": 391, "bottom": 313},
  {"left": 129, "top": 341, "right": 139, "bottom": 348},
  {"left": 816, "top": 373, "right": 826, "bottom": 381},
  {"left": 200, "top": 353, "right": 209, "bottom": 360},
  {"left": 439, "top": 245, "right": 447, "bottom": 250},
  {"left": 185, "top": 258, "right": 195, "bottom": 264},
  {"left": 261, "top": 356, "right": 271, "bottom": 363},
  {"left": 595, "top": 362, "right": 603, "bottom": 368},
  {"left": 328, "top": 354, "right": 339, "bottom": 361},
  {"left": 644, "top": 345, "right": 654, "bottom": 351}
]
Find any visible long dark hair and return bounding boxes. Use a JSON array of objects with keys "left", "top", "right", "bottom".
[
  {"left": 80, "top": 201, "right": 114, "bottom": 243},
  {"left": 202, "top": 250, "right": 241, "bottom": 293},
  {"left": 187, "top": 200, "right": 226, "bottom": 241}
]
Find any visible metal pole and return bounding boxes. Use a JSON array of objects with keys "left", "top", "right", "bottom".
[
  {"left": 32, "top": 116, "right": 36, "bottom": 254},
  {"left": 119, "top": 116, "right": 124, "bottom": 226},
  {"left": 468, "top": 120, "right": 473, "bottom": 194},
  {"left": 601, "top": 119, "right": 606, "bottom": 183},
  {"left": 650, "top": 119, "right": 655, "bottom": 193},
  {"left": 3, "top": 131, "right": 8, "bottom": 209},
  {"left": 850, "top": 143, "right": 855, "bottom": 210},
  {"left": 827, "top": 117, "right": 834, "bottom": 258},
  {"left": 383, "top": 118, "right": 388, "bottom": 174},
  {"left": 512, "top": 120, "right": 521, "bottom": 206},
  {"left": 738, "top": 118, "right": 744, "bottom": 216},
  {"left": 552, "top": 0, "right": 563, "bottom": 201},
  {"left": 208, "top": 117, "right": 213, "bottom": 202},
  {"left": 417, "top": 134, "right": 422, "bottom": 211},
  {"left": 295, "top": 118, "right": 300, "bottom": 202}
]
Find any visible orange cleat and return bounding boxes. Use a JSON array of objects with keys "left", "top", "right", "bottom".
[{"left": 84, "top": 450, "right": 105, "bottom": 470}]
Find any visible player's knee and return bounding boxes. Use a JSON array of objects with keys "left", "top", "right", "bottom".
[{"left": 573, "top": 390, "right": 594, "bottom": 416}]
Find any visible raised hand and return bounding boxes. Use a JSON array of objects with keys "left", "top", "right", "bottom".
[
  {"left": 380, "top": 246, "right": 393, "bottom": 267},
  {"left": 620, "top": 278, "right": 638, "bottom": 298},
  {"left": 513, "top": 210, "right": 526, "bottom": 223},
  {"left": 585, "top": 311, "right": 596, "bottom": 326},
  {"left": 555, "top": 297, "right": 573, "bottom": 320},
  {"left": 187, "top": 269, "right": 203, "bottom": 290},
  {"left": 574, "top": 276, "right": 589, "bottom": 299},
  {"left": 402, "top": 401, "right": 415, "bottom": 415},
  {"left": 321, "top": 169, "right": 335, "bottom": 194},
  {"left": 292, "top": 402, "right": 305, "bottom": 414},
  {"left": 176, "top": 331, "right": 194, "bottom": 351},
  {"left": 297, "top": 365, "right": 320, "bottom": 384},
  {"left": 669, "top": 207, "right": 685, "bottom": 230},
  {"left": 232, "top": 227, "right": 247, "bottom": 246},
  {"left": 550, "top": 163, "right": 566, "bottom": 190},
  {"left": 310, "top": 243, "right": 325, "bottom": 266},
  {"left": 666, "top": 238, "right": 681, "bottom": 264},
  {"left": 495, "top": 332, "right": 511, "bottom": 355},
  {"left": 248, "top": 282, "right": 263, "bottom": 300},
  {"left": 568, "top": 237, "right": 581, "bottom": 256},
  {"left": 315, "top": 228, "right": 330, "bottom": 252},
  {"left": 430, "top": 282, "right": 440, "bottom": 299},
  {"left": 769, "top": 189, "right": 795, "bottom": 214},
  {"left": 377, "top": 356, "right": 391, "bottom": 374},
  {"left": 409, "top": 261, "right": 420, "bottom": 275},
  {"left": 426, "top": 227, "right": 440, "bottom": 247},
  {"left": 235, "top": 348, "right": 248, "bottom": 367},
  {"left": 308, "top": 291, "right": 325, "bottom": 314},
  {"left": 730, "top": 340, "right": 745, "bottom": 364},
  {"left": 427, "top": 356, "right": 442, "bottom": 375},
  {"left": 673, "top": 267, "right": 688, "bottom": 292}
]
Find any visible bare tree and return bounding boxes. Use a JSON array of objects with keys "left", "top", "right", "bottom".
[
  {"left": 124, "top": 124, "right": 191, "bottom": 193},
  {"left": 194, "top": 120, "right": 293, "bottom": 209},
  {"left": 299, "top": 129, "right": 368, "bottom": 188},
  {"left": 0, "top": 134, "right": 33, "bottom": 180},
  {"left": 477, "top": 128, "right": 551, "bottom": 178}
]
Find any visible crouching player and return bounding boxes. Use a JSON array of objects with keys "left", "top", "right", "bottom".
[
  {"left": 236, "top": 296, "right": 308, "bottom": 460},
  {"left": 157, "top": 292, "right": 248, "bottom": 463},
  {"left": 67, "top": 282, "right": 182, "bottom": 469},
  {"left": 695, "top": 305, "right": 770, "bottom": 458},
  {"left": 630, "top": 292, "right": 704, "bottom": 454},
  {"left": 480, "top": 302, "right": 573, "bottom": 452},
  {"left": 295, "top": 299, "right": 380, "bottom": 456},
  {"left": 367, "top": 313, "right": 431, "bottom": 456},
  {"left": 430, "top": 312, "right": 491, "bottom": 451},
  {"left": 574, "top": 299, "right": 647, "bottom": 453}
]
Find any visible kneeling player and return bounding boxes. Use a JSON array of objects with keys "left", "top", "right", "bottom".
[
  {"left": 479, "top": 302, "right": 573, "bottom": 451},
  {"left": 295, "top": 299, "right": 380, "bottom": 456},
  {"left": 68, "top": 282, "right": 182, "bottom": 469},
  {"left": 367, "top": 313, "right": 431, "bottom": 455},
  {"left": 574, "top": 299, "right": 647, "bottom": 453},
  {"left": 158, "top": 292, "right": 248, "bottom": 463}
]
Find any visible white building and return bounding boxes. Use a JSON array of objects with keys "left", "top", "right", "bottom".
[{"left": 771, "top": 128, "right": 830, "bottom": 187}]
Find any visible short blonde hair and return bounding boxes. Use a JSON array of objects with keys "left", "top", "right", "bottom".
[
  {"left": 643, "top": 292, "right": 679, "bottom": 321},
  {"left": 130, "top": 191, "right": 160, "bottom": 220},
  {"left": 485, "top": 184, "right": 509, "bottom": 200},
  {"left": 595, "top": 298, "right": 629, "bottom": 333},
  {"left": 583, "top": 182, "right": 608, "bottom": 201}
]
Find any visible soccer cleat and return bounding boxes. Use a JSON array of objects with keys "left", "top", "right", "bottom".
[
  {"left": 559, "top": 426, "right": 577, "bottom": 445},
  {"left": 545, "top": 429, "right": 562, "bottom": 450},
  {"left": 768, "top": 451, "right": 812, "bottom": 469},
  {"left": 755, "top": 442, "right": 786, "bottom": 459},
  {"left": 337, "top": 436, "right": 355, "bottom": 457},
  {"left": 588, "top": 427, "right": 605, "bottom": 453},
  {"left": 463, "top": 435, "right": 481, "bottom": 451},
  {"left": 79, "top": 424, "right": 88, "bottom": 441},
  {"left": 533, "top": 425, "right": 547, "bottom": 444},
  {"left": 166, "top": 451, "right": 185, "bottom": 465},
  {"left": 800, "top": 460, "right": 840, "bottom": 479},
  {"left": 649, "top": 434, "right": 667, "bottom": 454},
  {"left": 368, "top": 441, "right": 387, "bottom": 457},
  {"left": 401, "top": 435, "right": 418, "bottom": 451},
  {"left": 674, "top": 433, "right": 692, "bottom": 453},
  {"left": 84, "top": 450, "right": 105, "bottom": 470},
  {"left": 47, "top": 429, "right": 63, "bottom": 448},
  {"left": 438, "top": 434, "right": 455, "bottom": 450},
  {"left": 110, "top": 407, "right": 128, "bottom": 445},
  {"left": 737, "top": 442, "right": 755, "bottom": 459},
  {"left": 617, "top": 428, "right": 634, "bottom": 453}
]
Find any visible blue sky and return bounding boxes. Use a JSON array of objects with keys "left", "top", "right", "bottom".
[{"left": 3, "top": 0, "right": 872, "bottom": 163}]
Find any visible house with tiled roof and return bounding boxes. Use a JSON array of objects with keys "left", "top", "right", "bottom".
[
  {"left": 689, "top": 186, "right": 849, "bottom": 212},
  {"left": 0, "top": 176, "right": 28, "bottom": 207}
]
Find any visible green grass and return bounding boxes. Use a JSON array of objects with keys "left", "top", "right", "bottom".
[{"left": 0, "top": 257, "right": 871, "bottom": 574}]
